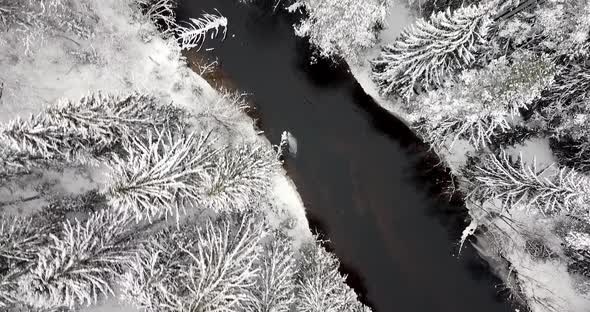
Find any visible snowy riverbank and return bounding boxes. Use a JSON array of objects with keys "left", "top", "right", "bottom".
[{"left": 0, "top": 1, "right": 365, "bottom": 311}]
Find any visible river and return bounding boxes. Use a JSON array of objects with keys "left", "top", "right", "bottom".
[{"left": 176, "top": 1, "right": 517, "bottom": 311}]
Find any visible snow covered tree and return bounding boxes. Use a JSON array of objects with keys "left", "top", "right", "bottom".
[
  {"left": 291, "top": 0, "right": 389, "bottom": 63},
  {"left": 107, "top": 127, "right": 278, "bottom": 222},
  {"left": 201, "top": 145, "right": 278, "bottom": 213},
  {"left": 18, "top": 210, "right": 136, "bottom": 309},
  {"left": 462, "top": 151, "right": 590, "bottom": 216},
  {"left": 371, "top": 4, "right": 492, "bottom": 98},
  {"left": 0, "top": 92, "right": 183, "bottom": 162},
  {"left": 175, "top": 12, "right": 228, "bottom": 51},
  {"left": 414, "top": 52, "right": 554, "bottom": 148},
  {"left": 120, "top": 213, "right": 265, "bottom": 312},
  {"left": 106, "top": 128, "right": 217, "bottom": 222},
  {"left": 245, "top": 232, "right": 296, "bottom": 312},
  {"left": 295, "top": 238, "right": 371, "bottom": 312}
]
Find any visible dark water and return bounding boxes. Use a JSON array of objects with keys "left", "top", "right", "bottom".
[{"left": 177, "top": 1, "right": 516, "bottom": 312}]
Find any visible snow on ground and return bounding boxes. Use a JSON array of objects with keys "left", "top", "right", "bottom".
[{"left": 1, "top": 0, "right": 311, "bottom": 310}]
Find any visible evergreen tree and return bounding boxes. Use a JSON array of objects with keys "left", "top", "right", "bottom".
[
  {"left": 106, "top": 128, "right": 218, "bottom": 222},
  {"left": 371, "top": 4, "right": 492, "bottom": 98},
  {"left": 19, "top": 210, "right": 135, "bottom": 309},
  {"left": 462, "top": 151, "right": 590, "bottom": 216},
  {"left": 120, "top": 214, "right": 265, "bottom": 312},
  {"left": 0, "top": 92, "right": 183, "bottom": 162},
  {"left": 107, "top": 127, "right": 278, "bottom": 222}
]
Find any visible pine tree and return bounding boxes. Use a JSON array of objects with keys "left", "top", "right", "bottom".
[
  {"left": 245, "top": 233, "right": 296, "bottom": 312},
  {"left": 0, "top": 92, "right": 183, "bottom": 162},
  {"left": 120, "top": 214, "right": 265, "bottom": 312},
  {"left": 106, "top": 128, "right": 218, "bottom": 222},
  {"left": 295, "top": 239, "right": 371, "bottom": 312},
  {"left": 371, "top": 4, "right": 492, "bottom": 98},
  {"left": 19, "top": 210, "right": 136, "bottom": 309},
  {"left": 175, "top": 12, "right": 228, "bottom": 50},
  {"left": 107, "top": 127, "right": 278, "bottom": 222},
  {"left": 462, "top": 151, "right": 590, "bottom": 217}
]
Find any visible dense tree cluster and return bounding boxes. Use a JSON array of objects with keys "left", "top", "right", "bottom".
[{"left": 289, "top": 0, "right": 390, "bottom": 63}]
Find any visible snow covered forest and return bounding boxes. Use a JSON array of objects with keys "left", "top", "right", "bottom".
[
  {"left": 0, "top": 0, "right": 371, "bottom": 311},
  {"left": 287, "top": 0, "right": 590, "bottom": 311}
]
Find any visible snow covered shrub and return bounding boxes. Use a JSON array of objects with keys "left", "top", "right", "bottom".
[
  {"left": 107, "top": 126, "right": 278, "bottom": 222},
  {"left": 19, "top": 210, "right": 135, "bottom": 309},
  {"left": 0, "top": 92, "right": 182, "bottom": 162},
  {"left": 120, "top": 214, "right": 265, "bottom": 312},
  {"left": 414, "top": 53, "right": 554, "bottom": 148},
  {"left": 291, "top": 0, "right": 388, "bottom": 63},
  {"left": 175, "top": 12, "right": 228, "bottom": 50},
  {"left": 245, "top": 232, "right": 296, "bottom": 312},
  {"left": 371, "top": 4, "right": 492, "bottom": 98},
  {"left": 296, "top": 238, "right": 371, "bottom": 312},
  {"left": 462, "top": 151, "right": 590, "bottom": 217}
]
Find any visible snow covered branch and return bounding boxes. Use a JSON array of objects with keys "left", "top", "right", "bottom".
[
  {"left": 107, "top": 127, "right": 278, "bottom": 222},
  {"left": 106, "top": 128, "right": 218, "bottom": 222},
  {"left": 19, "top": 210, "right": 136, "bottom": 309},
  {"left": 371, "top": 5, "right": 492, "bottom": 98},
  {"left": 175, "top": 12, "right": 228, "bottom": 51}
]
